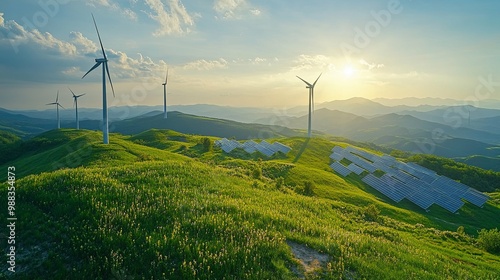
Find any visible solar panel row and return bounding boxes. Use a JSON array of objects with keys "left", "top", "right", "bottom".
[
  {"left": 462, "top": 189, "right": 489, "bottom": 207},
  {"left": 330, "top": 162, "right": 352, "bottom": 177},
  {"left": 330, "top": 152, "right": 344, "bottom": 161},
  {"left": 362, "top": 174, "right": 405, "bottom": 203},
  {"left": 347, "top": 163, "right": 365, "bottom": 175},
  {"left": 343, "top": 152, "right": 377, "bottom": 173}
]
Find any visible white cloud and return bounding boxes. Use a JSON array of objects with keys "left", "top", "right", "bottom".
[
  {"left": 213, "top": 0, "right": 260, "bottom": 20},
  {"left": 183, "top": 58, "right": 228, "bottom": 70},
  {"left": 359, "top": 59, "right": 384, "bottom": 70},
  {"left": 292, "top": 54, "right": 333, "bottom": 71},
  {"left": 249, "top": 9, "right": 261, "bottom": 16},
  {"left": 0, "top": 16, "right": 168, "bottom": 82},
  {"left": 0, "top": 18, "right": 76, "bottom": 56},
  {"left": 144, "top": 0, "right": 194, "bottom": 36},
  {"left": 0, "top": 12, "right": 4, "bottom": 27},
  {"left": 87, "top": 0, "right": 138, "bottom": 21},
  {"left": 69, "top": 31, "right": 98, "bottom": 55}
]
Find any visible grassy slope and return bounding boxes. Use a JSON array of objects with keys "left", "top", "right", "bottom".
[{"left": 1, "top": 129, "right": 499, "bottom": 279}]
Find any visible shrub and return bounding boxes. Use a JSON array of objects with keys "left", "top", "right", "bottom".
[
  {"left": 364, "top": 204, "right": 380, "bottom": 222},
  {"left": 201, "top": 137, "right": 212, "bottom": 152},
  {"left": 275, "top": 177, "right": 285, "bottom": 190},
  {"left": 252, "top": 167, "right": 262, "bottom": 179},
  {"left": 478, "top": 228, "right": 500, "bottom": 254},
  {"left": 304, "top": 180, "right": 315, "bottom": 196},
  {"left": 457, "top": 226, "right": 465, "bottom": 235}
]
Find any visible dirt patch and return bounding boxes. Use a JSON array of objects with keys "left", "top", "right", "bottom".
[{"left": 287, "top": 240, "right": 330, "bottom": 277}]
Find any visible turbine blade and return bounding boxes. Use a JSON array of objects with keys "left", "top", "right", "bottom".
[
  {"left": 82, "top": 62, "right": 102, "bottom": 79},
  {"left": 69, "top": 87, "right": 76, "bottom": 98},
  {"left": 77, "top": 93, "right": 86, "bottom": 98},
  {"left": 106, "top": 62, "right": 115, "bottom": 97},
  {"left": 46, "top": 103, "right": 57, "bottom": 105},
  {"left": 92, "top": 13, "right": 107, "bottom": 60},
  {"left": 296, "top": 76, "right": 312, "bottom": 87},
  {"left": 58, "top": 104, "right": 65, "bottom": 109},
  {"left": 73, "top": 99, "right": 76, "bottom": 108},
  {"left": 56, "top": 90, "right": 59, "bottom": 102},
  {"left": 165, "top": 68, "right": 169, "bottom": 84},
  {"left": 312, "top": 73, "right": 322, "bottom": 87}
]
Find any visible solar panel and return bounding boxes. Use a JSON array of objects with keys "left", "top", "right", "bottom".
[
  {"left": 433, "top": 193, "right": 464, "bottom": 213},
  {"left": 243, "top": 146, "right": 257, "bottom": 154},
  {"left": 243, "top": 140, "right": 258, "bottom": 148},
  {"left": 407, "top": 191, "right": 434, "bottom": 210},
  {"left": 462, "top": 189, "right": 489, "bottom": 207},
  {"left": 254, "top": 144, "right": 275, "bottom": 157},
  {"left": 362, "top": 174, "right": 405, "bottom": 203},
  {"left": 406, "top": 162, "right": 437, "bottom": 176},
  {"left": 330, "top": 152, "right": 344, "bottom": 161},
  {"left": 259, "top": 140, "right": 274, "bottom": 149},
  {"left": 379, "top": 174, "right": 413, "bottom": 200},
  {"left": 230, "top": 140, "right": 243, "bottom": 148},
  {"left": 271, "top": 142, "right": 292, "bottom": 154},
  {"left": 330, "top": 162, "right": 352, "bottom": 177},
  {"left": 343, "top": 152, "right": 377, "bottom": 173},
  {"left": 332, "top": 146, "right": 344, "bottom": 154},
  {"left": 221, "top": 144, "right": 235, "bottom": 153},
  {"left": 347, "top": 163, "right": 365, "bottom": 175}
]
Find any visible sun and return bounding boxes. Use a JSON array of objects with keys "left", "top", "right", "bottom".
[{"left": 343, "top": 65, "right": 355, "bottom": 78}]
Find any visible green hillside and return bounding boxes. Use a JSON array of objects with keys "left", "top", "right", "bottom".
[
  {"left": 1, "top": 129, "right": 499, "bottom": 279},
  {"left": 112, "top": 111, "right": 302, "bottom": 139}
]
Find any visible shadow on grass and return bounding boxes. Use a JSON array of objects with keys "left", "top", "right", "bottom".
[{"left": 293, "top": 138, "right": 310, "bottom": 163}]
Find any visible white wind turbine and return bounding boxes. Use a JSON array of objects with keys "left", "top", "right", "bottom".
[
  {"left": 296, "top": 73, "right": 322, "bottom": 138},
  {"left": 162, "top": 68, "right": 168, "bottom": 119},
  {"left": 69, "top": 88, "right": 86, "bottom": 130},
  {"left": 46, "top": 90, "right": 64, "bottom": 129},
  {"left": 82, "top": 14, "right": 115, "bottom": 144}
]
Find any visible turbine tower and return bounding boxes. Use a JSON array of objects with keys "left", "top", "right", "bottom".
[
  {"left": 82, "top": 14, "right": 115, "bottom": 144},
  {"left": 296, "top": 73, "right": 322, "bottom": 138},
  {"left": 162, "top": 68, "right": 168, "bottom": 119},
  {"left": 69, "top": 88, "right": 86, "bottom": 130},
  {"left": 46, "top": 90, "right": 64, "bottom": 129}
]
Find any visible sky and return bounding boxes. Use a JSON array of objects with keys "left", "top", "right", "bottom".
[{"left": 1, "top": 0, "right": 500, "bottom": 110}]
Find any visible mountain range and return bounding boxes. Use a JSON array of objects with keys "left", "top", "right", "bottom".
[{"left": 1, "top": 97, "right": 499, "bottom": 171}]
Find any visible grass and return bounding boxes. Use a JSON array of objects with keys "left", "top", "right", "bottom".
[{"left": 1, "top": 129, "right": 499, "bottom": 279}]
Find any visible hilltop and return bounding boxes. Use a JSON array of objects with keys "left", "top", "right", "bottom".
[{"left": 1, "top": 129, "right": 499, "bottom": 279}]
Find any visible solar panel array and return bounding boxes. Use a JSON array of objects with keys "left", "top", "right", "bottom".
[
  {"left": 329, "top": 145, "right": 490, "bottom": 213},
  {"left": 215, "top": 138, "right": 292, "bottom": 157}
]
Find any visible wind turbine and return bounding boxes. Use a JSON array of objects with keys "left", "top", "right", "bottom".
[
  {"left": 162, "top": 68, "right": 168, "bottom": 119},
  {"left": 46, "top": 90, "right": 64, "bottom": 129},
  {"left": 69, "top": 88, "right": 86, "bottom": 130},
  {"left": 296, "top": 73, "right": 322, "bottom": 138},
  {"left": 82, "top": 13, "right": 115, "bottom": 144}
]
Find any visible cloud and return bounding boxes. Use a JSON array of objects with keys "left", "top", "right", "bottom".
[
  {"left": 183, "top": 58, "right": 228, "bottom": 70},
  {"left": 0, "top": 18, "right": 76, "bottom": 56},
  {"left": 0, "top": 12, "right": 4, "bottom": 27},
  {"left": 249, "top": 9, "right": 261, "bottom": 16},
  {"left": 213, "top": 0, "right": 260, "bottom": 20},
  {"left": 291, "top": 54, "right": 333, "bottom": 71},
  {"left": 69, "top": 31, "right": 98, "bottom": 56},
  {"left": 359, "top": 59, "right": 384, "bottom": 70},
  {"left": 143, "top": 0, "right": 194, "bottom": 36},
  {"left": 87, "top": 0, "right": 138, "bottom": 21},
  {"left": 0, "top": 16, "right": 168, "bottom": 83}
]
